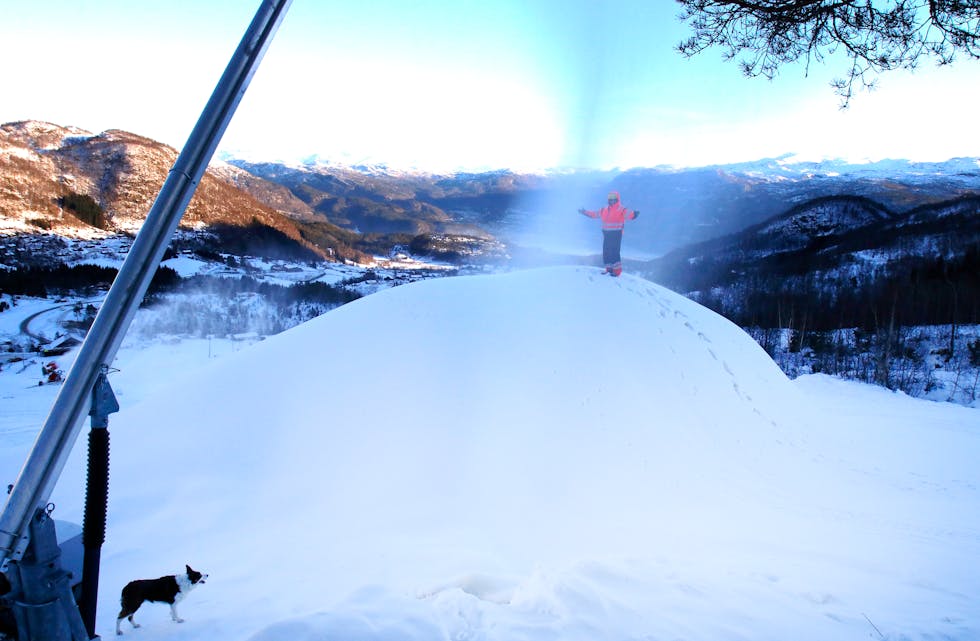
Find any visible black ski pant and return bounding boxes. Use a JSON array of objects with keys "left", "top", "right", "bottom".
[{"left": 602, "top": 229, "right": 623, "bottom": 269}]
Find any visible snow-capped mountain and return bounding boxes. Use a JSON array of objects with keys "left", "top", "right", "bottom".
[
  {"left": 6, "top": 118, "right": 979, "bottom": 264},
  {"left": 218, "top": 156, "right": 979, "bottom": 267},
  {"left": 647, "top": 193, "right": 979, "bottom": 283},
  {"left": 709, "top": 153, "right": 980, "bottom": 182},
  {"left": 0, "top": 121, "right": 372, "bottom": 264},
  {"left": 230, "top": 151, "right": 980, "bottom": 257}
]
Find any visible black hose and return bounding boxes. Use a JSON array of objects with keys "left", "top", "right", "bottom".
[{"left": 79, "top": 427, "right": 109, "bottom": 638}]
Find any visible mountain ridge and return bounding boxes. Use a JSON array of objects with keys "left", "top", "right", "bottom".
[
  {"left": 4, "top": 118, "right": 979, "bottom": 265},
  {"left": 228, "top": 153, "right": 980, "bottom": 257},
  {"left": 0, "top": 121, "right": 378, "bottom": 263}
]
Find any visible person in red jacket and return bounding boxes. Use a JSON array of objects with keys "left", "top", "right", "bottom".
[{"left": 578, "top": 190, "right": 639, "bottom": 276}]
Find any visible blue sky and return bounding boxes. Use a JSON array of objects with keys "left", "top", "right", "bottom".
[{"left": 3, "top": 0, "right": 980, "bottom": 171}]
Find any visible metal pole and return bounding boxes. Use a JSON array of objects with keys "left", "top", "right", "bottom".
[{"left": 0, "top": 0, "right": 292, "bottom": 570}]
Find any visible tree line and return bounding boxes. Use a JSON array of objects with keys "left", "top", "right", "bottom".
[
  {"left": 685, "top": 247, "right": 980, "bottom": 402},
  {"left": 698, "top": 246, "right": 980, "bottom": 332},
  {"left": 0, "top": 264, "right": 121, "bottom": 298},
  {"left": 0, "top": 262, "right": 360, "bottom": 313}
]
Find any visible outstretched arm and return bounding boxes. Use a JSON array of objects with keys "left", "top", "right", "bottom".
[{"left": 579, "top": 208, "right": 599, "bottom": 219}]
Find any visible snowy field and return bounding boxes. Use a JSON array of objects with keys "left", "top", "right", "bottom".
[{"left": 1, "top": 266, "right": 978, "bottom": 641}]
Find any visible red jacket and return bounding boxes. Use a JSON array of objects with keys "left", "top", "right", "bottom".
[{"left": 582, "top": 191, "right": 636, "bottom": 231}]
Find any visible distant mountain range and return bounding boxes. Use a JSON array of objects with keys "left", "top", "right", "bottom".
[
  {"left": 2, "top": 119, "right": 978, "bottom": 267},
  {"left": 226, "top": 155, "right": 980, "bottom": 259},
  {"left": 0, "top": 121, "right": 510, "bottom": 265}
]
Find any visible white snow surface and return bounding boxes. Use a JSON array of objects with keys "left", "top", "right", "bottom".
[{"left": 1, "top": 266, "right": 978, "bottom": 640}]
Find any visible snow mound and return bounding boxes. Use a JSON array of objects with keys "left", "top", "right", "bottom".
[{"left": 49, "top": 265, "right": 976, "bottom": 640}]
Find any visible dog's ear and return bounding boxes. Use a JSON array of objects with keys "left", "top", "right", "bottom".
[{"left": 186, "top": 564, "right": 192, "bottom": 574}]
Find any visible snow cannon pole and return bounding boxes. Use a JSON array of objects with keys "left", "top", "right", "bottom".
[{"left": 0, "top": 0, "right": 291, "bottom": 611}]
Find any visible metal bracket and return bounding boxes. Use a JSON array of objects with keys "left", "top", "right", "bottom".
[
  {"left": 88, "top": 366, "right": 118, "bottom": 430},
  {"left": 5, "top": 508, "right": 89, "bottom": 641}
]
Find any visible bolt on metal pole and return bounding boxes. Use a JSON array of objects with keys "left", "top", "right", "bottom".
[{"left": 0, "top": 0, "right": 292, "bottom": 609}]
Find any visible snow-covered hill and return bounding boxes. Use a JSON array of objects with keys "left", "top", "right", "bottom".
[{"left": 2, "top": 266, "right": 976, "bottom": 640}]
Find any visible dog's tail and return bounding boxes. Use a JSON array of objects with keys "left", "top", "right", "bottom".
[{"left": 117, "top": 582, "right": 139, "bottom": 620}]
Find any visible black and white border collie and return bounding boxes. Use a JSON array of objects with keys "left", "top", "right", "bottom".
[{"left": 115, "top": 565, "right": 207, "bottom": 635}]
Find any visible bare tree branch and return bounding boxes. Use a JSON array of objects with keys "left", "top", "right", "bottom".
[{"left": 676, "top": 0, "right": 980, "bottom": 105}]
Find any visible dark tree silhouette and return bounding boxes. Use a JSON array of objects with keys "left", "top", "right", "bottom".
[{"left": 676, "top": 0, "right": 980, "bottom": 104}]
